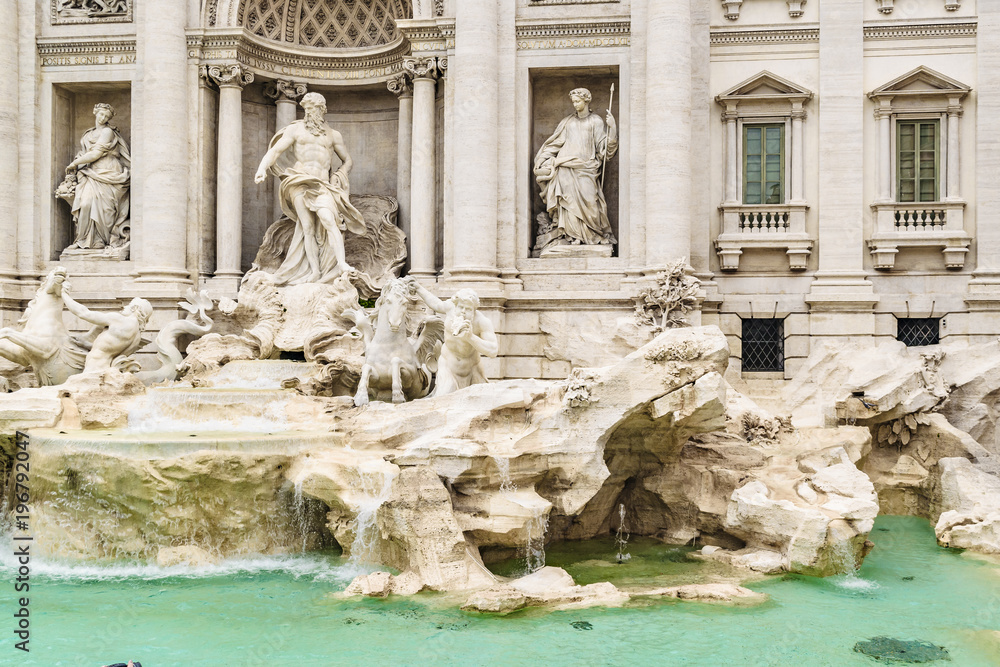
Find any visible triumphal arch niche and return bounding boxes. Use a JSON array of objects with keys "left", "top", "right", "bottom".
[{"left": 196, "top": 0, "right": 445, "bottom": 287}]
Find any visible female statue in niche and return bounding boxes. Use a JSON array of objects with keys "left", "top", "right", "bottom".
[
  {"left": 533, "top": 87, "right": 618, "bottom": 249},
  {"left": 57, "top": 102, "right": 131, "bottom": 255}
]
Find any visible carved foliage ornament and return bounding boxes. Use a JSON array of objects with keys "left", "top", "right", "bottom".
[{"left": 53, "top": 0, "right": 131, "bottom": 24}]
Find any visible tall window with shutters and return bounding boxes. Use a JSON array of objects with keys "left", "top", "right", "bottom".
[
  {"left": 896, "top": 120, "right": 939, "bottom": 203},
  {"left": 743, "top": 124, "right": 785, "bottom": 205}
]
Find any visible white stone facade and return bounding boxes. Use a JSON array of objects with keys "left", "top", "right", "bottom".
[{"left": 3, "top": 0, "right": 997, "bottom": 380}]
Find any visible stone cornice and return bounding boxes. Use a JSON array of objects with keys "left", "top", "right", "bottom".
[
  {"left": 515, "top": 19, "right": 630, "bottom": 50},
  {"left": 37, "top": 37, "right": 136, "bottom": 67},
  {"left": 188, "top": 29, "right": 408, "bottom": 84},
  {"left": 397, "top": 18, "right": 454, "bottom": 53},
  {"left": 863, "top": 21, "right": 976, "bottom": 40},
  {"left": 710, "top": 26, "right": 819, "bottom": 46},
  {"left": 710, "top": 20, "right": 975, "bottom": 46}
]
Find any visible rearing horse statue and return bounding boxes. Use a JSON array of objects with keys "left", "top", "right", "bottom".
[
  {"left": 347, "top": 278, "right": 443, "bottom": 406},
  {"left": 0, "top": 267, "right": 85, "bottom": 386}
]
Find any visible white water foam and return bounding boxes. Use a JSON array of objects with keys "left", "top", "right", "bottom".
[
  {"left": 524, "top": 505, "right": 549, "bottom": 573},
  {"left": 349, "top": 467, "right": 397, "bottom": 565},
  {"left": 0, "top": 551, "right": 368, "bottom": 585},
  {"left": 494, "top": 456, "right": 517, "bottom": 493}
]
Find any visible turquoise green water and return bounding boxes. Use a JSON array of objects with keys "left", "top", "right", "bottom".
[{"left": 2, "top": 516, "right": 999, "bottom": 666}]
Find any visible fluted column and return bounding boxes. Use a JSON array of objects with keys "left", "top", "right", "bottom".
[
  {"left": 404, "top": 57, "right": 443, "bottom": 280},
  {"left": 790, "top": 104, "right": 806, "bottom": 203},
  {"left": 205, "top": 63, "right": 253, "bottom": 285},
  {"left": 0, "top": 0, "right": 18, "bottom": 278},
  {"left": 447, "top": 0, "right": 499, "bottom": 287},
  {"left": 388, "top": 73, "right": 413, "bottom": 256},
  {"left": 264, "top": 80, "right": 306, "bottom": 221},
  {"left": 645, "top": 0, "right": 692, "bottom": 269},
  {"left": 723, "top": 106, "right": 738, "bottom": 204},
  {"left": 136, "top": 0, "right": 191, "bottom": 283},
  {"left": 875, "top": 104, "right": 892, "bottom": 202},
  {"left": 946, "top": 96, "right": 962, "bottom": 201}
]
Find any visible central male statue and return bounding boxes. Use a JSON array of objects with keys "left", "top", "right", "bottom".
[{"left": 255, "top": 92, "right": 366, "bottom": 285}]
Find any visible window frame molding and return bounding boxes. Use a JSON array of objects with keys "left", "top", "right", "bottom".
[
  {"left": 714, "top": 71, "right": 813, "bottom": 272},
  {"left": 868, "top": 66, "right": 971, "bottom": 271}
]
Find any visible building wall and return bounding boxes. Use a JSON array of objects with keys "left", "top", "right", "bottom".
[{"left": 2, "top": 0, "right": 996, "bottom": 379}]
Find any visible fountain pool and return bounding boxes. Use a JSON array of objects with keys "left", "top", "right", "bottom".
[{"left": 3, "top": 517, "right": 998, "bottom": 665}]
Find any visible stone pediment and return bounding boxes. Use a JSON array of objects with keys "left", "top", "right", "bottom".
[
  {"left": 716, "top": 71, "right": 813, "bottom": 104},
  {"left": 869, "top": 66, "right": 971, "bottom": 101}
]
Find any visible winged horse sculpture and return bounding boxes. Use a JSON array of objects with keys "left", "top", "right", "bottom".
[{"left": 347, "top": 278, "right": 444, "bottom": 406}]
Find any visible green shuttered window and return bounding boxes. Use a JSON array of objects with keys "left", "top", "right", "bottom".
[
  {"left": 743, "top": 124, "right": 784, "bottom": 205},
  {"left": 897, "top": 120, "right": 939, "bottom": 203}
]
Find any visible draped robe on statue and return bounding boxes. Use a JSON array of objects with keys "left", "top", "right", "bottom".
[
  {"left": 266, "top": 121, "right": 366, "bottom": 285},
  {"left": 71, "top": 126, "right": 131, "bottom": 249},
  {"left": 533, "top": 112, "right": 618, "bottom": 246}
]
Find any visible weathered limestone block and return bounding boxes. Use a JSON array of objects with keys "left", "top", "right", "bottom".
[
  {"left": 931, "top": 457, "right": 1000, "bottom": 553},
  {"left": 156, "top": 545, "right": 219, "bottom": 568},
  {"left": 0, "top": 387, "right": 65, "bottom": 431},
  {"left": 461, "top": 585, "right": 528, "bottom": 614},
  {"left": 539, "top": 312, "right": 652, "bottom": 369},
  {"left": 781, "top": 339, "right": 939, "bottom": 427},
  {"left": 724, "top": 456, "right": 879, "bottom": 576},
  {"left": 864, "top": 413, "right": 990, "bottom": 517},
  {"left": 643, "top": 583, "right": 768, "bottom": 606},
  {"left": 25, "top": 443, "right": 300, "bottom": 560}
]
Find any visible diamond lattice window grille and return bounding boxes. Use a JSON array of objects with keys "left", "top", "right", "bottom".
[
  {"left": 741, "top": 318, "right": 784, "bottom": 372},
  {"left": 897, "top": 318, "right": 940, "bottom": 347}
]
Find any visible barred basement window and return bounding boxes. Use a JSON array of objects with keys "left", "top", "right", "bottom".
[
  {"left": 897, "top": 318, "right": 940, "bottom": 347},
  {"left": 741, "top": 318, "right": 784, "bottom": 372}
]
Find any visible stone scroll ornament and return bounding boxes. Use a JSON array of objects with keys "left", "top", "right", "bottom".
[{"left": 55, "top": 102, "right": 131, "bottom": 260}]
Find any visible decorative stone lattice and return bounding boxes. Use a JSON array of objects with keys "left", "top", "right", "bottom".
[{"left": 243, "top": 0, "right": 412, "bottom": 49}]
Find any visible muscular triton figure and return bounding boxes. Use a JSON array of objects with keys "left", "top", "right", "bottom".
[{"left": 254, "top": 92, "right": 366, "bottom": 285}]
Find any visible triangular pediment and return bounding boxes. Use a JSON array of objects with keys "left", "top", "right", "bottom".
[
  {"left": 716, "top": 71, "right": 813, "bottom": 103},
  {"left": 869, "top": 66, "right": 971, "bottom": 99}
]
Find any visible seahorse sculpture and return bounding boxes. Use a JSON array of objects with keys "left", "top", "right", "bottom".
[{"left": 136, "top": 290, "right": 215, "bottom": 386}]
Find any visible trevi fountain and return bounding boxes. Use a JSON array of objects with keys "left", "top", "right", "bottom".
[{"left": 1, "top": 0, "right": 1000, "bottom": 665}]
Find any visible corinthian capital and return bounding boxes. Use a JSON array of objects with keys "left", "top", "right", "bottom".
[
  {"left": 387, "top": 72, "right": 413, "bottom": 98},
  {"left": 264, "top": 80, "right": 308, "bottom": 103},
  {"left": 203, "top": 63, "right": 254, "bottom": 90},
  {"left": 403, "top": 56, "right": 445, "bottom": 81}
]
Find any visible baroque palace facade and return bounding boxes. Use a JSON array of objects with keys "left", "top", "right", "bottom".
[{"left": 1, "top": 0, "right": 996, "bottom": 380}]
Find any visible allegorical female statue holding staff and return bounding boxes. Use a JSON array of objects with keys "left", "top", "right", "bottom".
[
  {"left": 533, "top": 87, "right": 618, "bottom": 247},
  {"left": 58, "top": 103, "right": 132, "bottom": 253}
]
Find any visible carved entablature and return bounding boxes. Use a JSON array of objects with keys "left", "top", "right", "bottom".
[
  {"left": 189, "top": 31, "right": 408, "bottom": 86},
  {"left": 515, "top": 20, "right": 630, "bottom": 51},
  {"left": 52, "top": 0, "right": 132, "bottom": 25}
]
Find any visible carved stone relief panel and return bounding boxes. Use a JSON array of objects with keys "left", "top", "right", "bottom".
[{"left": 52, "top": 0, "right": 132, "bottom": 25}]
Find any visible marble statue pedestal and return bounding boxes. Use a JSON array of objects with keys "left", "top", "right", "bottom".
[
  {"left": 60, "top": 244, "right": 130, "bottom": 261},
  {"left": 540, "top": 244, "right": 614, "bottom": 259}
]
